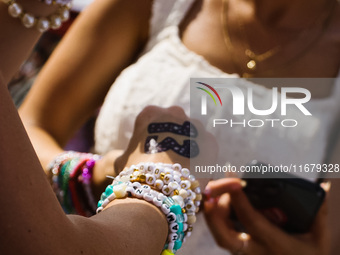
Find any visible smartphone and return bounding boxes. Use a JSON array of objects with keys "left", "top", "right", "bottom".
[{"left": 231, "top": 161, "right": 326, "bottom": 234}]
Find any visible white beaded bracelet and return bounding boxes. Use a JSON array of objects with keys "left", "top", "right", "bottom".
[
  {"left": 1, "top": 0, "right": 71, "bottom": 32},
  {"left": 39, "top": 0, "right": 72, "bottom": 6},
  {"left": 97, "top": 162, "right": 202, "bottom": 254}
]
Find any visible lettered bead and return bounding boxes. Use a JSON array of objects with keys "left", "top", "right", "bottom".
[
  {"left": 187, "top": 215, "right": 196, "bottom": 224},
  {"left": 168, "top": 182, "right": 179, "bottom": 190},
  {"left": 141, "top": 184, "right": 151, "bottom": 191},
  {"left": 161, "top": 204, "right": 171, "bottom": 214},
  {"left": 158, "top": 193, "right": 167, "bottom": 202},
  {"left": 150, "top": 189, "right": 159, "bottom": 197},
  {"left": 154, "top": 179, "right": 164, "bottom": 190},
  {"left": 143, "top": 192, "right": 154, "bottom": 202},
  {"left": 179, "top": 189, "right": 188, "bottom": 199},
  {"left": 36, "top": 17, "right": 50, "bottom": 32},
  {"left": 154, "top": 166, "right": 163, "bottom": 178},
  {"left": 164, "top": 168, "right": 173, "bottom": 175},
  {"left": 162, "top": 185, "right": 172, "bottom": 196},
  {"left": 153, "top": 197, "right": 163, "bottom": 207},
  {"left": 132, "top": 182, "right": 141, "bottom": 190},
  {"left": 135, "top": 188, "right": 146, "bottom": 198},
  {"left": 168, "top": 233, "right": 178, "bottom": 242},
  {"left": 172, "top": 195, "right": 184, "bottom": 208},
  {"left": 187, "top": 190, "right": 196, "bottom": 200},
  {"left": 173, "top": 175, "right": 181, "bottom": 183},
  {"left": 22, "top": 13, "right": 35, "bottom": 28},
  {"left": 50, "top": 14, "right": 62, "bottom": 29},
  {"left": 172, "top": 163, "right": 182, "bottom": 172},
  {"left": 180, "top": 180, "right": 191, "bottom": 190},
  {"left": 185, "top": 200, "right": 196, "bottom": 212},
  {"left": 169, "top": 222, "right": 180, "bottom": 233},
  {"left": 181, "top": 168, "right": 190, "bottom": 177},
  {"left": 166, "top": 212, "right": 177, "bottom": 223},
  {"left": 146, "top": 164, "right": 155, "bottom": 174},
  {"left": 8, "top": 2, "right": 22, "bottom": 18},
  {"left": 146, "top": 174, "right": 156, "bottom": 185},
  {"left": 163, "top": 174, "right": 173, "bottom": 184}
]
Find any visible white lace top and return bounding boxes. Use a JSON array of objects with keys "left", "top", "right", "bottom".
[
  {"left": 94, "top": 1, "right": 340, "bottom": 254},
  {"left": 95, "top": 0, "right": 340, "bottom": 166}
]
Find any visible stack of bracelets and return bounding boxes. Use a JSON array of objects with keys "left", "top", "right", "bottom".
[
  {"left": 1, "top": 0, "right": 72, "bottom": 32},
  {"left": 48, "top": 151, "right": 101, "bottom": 216},
  {"left": 97, "top": 162, "right": 202, "bottom": 255}
]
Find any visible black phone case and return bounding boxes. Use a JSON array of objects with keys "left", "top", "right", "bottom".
[{"left": 230, "top": 162, "right": 326, "bottom": 234}]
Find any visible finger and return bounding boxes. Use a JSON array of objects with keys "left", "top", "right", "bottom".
[
  {"left": 230, "top": 189, "right": 291, "bottom": 245},
  {"left": 204, "top": 178, "right": 244, "bottom": 199},
  {"left": 204, "top": 193, "right": 245, "bottom": 251}
]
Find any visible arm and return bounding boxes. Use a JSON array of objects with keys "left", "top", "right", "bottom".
[
  {"left": 0, "top": 0, "right": 58, "bottom": 84},
  {"left": 1, "top": 86, "right": 181, "bottom": 254},
  {"left": 19, "top": 0, "right": 152, "bottom": 181}
]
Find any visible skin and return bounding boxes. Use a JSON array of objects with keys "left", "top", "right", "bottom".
[
  {"left": 14, "top": 0, "right": 340, "bottom": 254},
  {"left": 204, "top": 179, "right": 330, "bottom": 255}
]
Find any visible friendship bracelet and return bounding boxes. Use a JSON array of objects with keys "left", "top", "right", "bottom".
[
  {"left": 1, "top": 0, "right": 71, "bottom": 32},
  {"left": 97, "top": 162, "right": 202, "bottom": 255},
  {"left": 49, "top": 151, "right": 101, "bottom": 216}
]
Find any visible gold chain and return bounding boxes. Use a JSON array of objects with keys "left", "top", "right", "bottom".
[{"left": 220, "top": 0, "right": 336, "bottom": 77}]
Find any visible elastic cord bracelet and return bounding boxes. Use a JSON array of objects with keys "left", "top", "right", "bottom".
[
  {"left": 97, "top": 162, "right": 202, "bottom": 255},
  {"left": 48, "top": 151, "right": 101, "bottom": 216},
  {"left": 1, "top": 0, "right": 71, "bottom": 32}
]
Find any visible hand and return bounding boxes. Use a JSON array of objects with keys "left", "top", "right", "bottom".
[
  {"left": 204, "top": 178, "right": 330, "bottom": 255},
  {"left": 114, "top": 105, "right": 218, "bottom": 174}
]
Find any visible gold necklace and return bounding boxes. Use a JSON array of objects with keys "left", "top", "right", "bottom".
[{"left": 221, "top": 0, "right": 336, "bottom": 77}]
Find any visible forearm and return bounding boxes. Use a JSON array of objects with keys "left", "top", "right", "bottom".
[
  {"left": 0, "top": 0, "right": 58, "bottom": 85},
  {"left": 1, "top": 83, "right": 168, "bottom": 254},
  {"left": 0, "top": 82, "right": 75, "bottom": 254}
]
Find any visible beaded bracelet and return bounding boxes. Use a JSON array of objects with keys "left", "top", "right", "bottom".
[
  {"left": 39, "top": 0, "right": 72, "bottom": 6},
  {"left": 1, "top": 0, "right": 71, "bottom": 32},
  {"left": 97, "top": 162, "right": 202, "bottom": 255},
  {"left": 48, "top": 151, "right": 101, "bottom": 216}
]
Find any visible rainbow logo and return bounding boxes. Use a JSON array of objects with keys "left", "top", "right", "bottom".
[{"left": 196, "top": 82, "right": 222, "bottom": 106}]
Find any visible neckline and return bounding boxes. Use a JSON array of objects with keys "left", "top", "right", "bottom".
[{"left": 166, "top": 25, "right": 340, "bottom": 103}]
